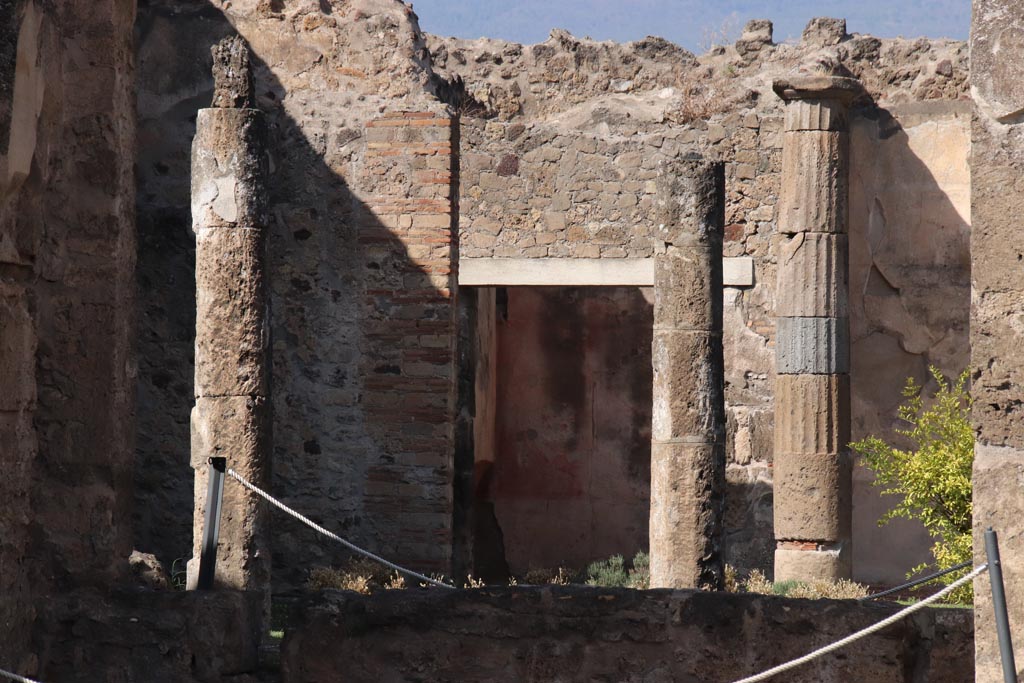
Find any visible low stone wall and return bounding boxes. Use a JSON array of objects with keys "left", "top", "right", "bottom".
[
  {"left": 281, "top": 586, "right": 972, "bottom": 683},
  {"left": 29, "top": 589, "right": 263, "bottom": 683}
]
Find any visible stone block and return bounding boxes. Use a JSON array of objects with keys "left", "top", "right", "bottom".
[
  {"left": 970, "top": 120, "right": 1024, "bottom": 295},
  {"left": 190, "top": 395, "right": 270, "bottom": 469},
  {"left": 0, "top": 285, "right": 35, "bottom": 411},
  {"left": 654, "top": 158, "right": 725, "bottom": 248},
  {"left": 651, "top": 330, "right": 725, "bottom": 443},
  {"left": 194, "top": 227, "right": 269, "bottom": 398},
  {"left": 653, "top": 245, "right": 721, "bottom": 331},
  {"left": 190, "top": 447, "right": 271, "bottom": 595},
  {"left": 649, "top": 442, "right": 725, "bottom": 589},
  {"left": 971, "top": 0, "right": 1024, "bottom": 121},
  {"left": 777, "top": 131, "right": 847, "bottom": 234},
  {"left": 784, "top": 98, "right": 848, "bottom": 132},
  {"left": 774, "top": 374, "right": 850, "bottom": 454},
  {"left": 775, "top": 233, "right": 847, "bottom": 318},
  {"left": 773, "top": 450, "right": 851, "bottom": 542},
  {"left": 801, "top": 17, "right": 848, "bottom": 47},
  {"left": 191, "top": 108, "right": 266, "bottom": 230},
  {"left": 973, "top": 445, "right": 1024, "bottom": 683},
  {"left": 281, "top": 586, "right": 970, "bottom": 682},
  {"left": 774, "top": 542, "right": 851, "bottom": 582},
  {"left": 775, "top": 317, "right": 849, "bottom": 374}
]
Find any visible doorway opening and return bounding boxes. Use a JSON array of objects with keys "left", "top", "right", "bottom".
[{"left": 454, "top": 285, "right": 653, "bottom": 581}]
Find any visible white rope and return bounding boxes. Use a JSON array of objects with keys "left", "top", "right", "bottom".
[
  {"left": 225, "top": 468, "right": 456, "bottom": 590},
  {"left": 732, "top": 563, "right": 987, "bottom": 683},
  {"left": 0, "top": 667, "right": 42, "bottom": 683}
]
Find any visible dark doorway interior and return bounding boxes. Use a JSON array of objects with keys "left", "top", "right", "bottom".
[{"left": 455, "top": 286, "right": 653, "bottom": 580}]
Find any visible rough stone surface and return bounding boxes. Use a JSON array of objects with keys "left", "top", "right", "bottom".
[
  {"left": 774, "top": 374, "right": 850, "bottom": 455},
  {"left": 774, "top": 451, "right": 851, "bottom": 541},
  {"left": 775, "top": 543, "right": 852, "bottom": 582},
  {"left": 191, "top": 108, "right": 267, "bottom": 231},
  {"left": 777, "top": 131, "right": 848, "bottom": 234},
  {"left": 971, "top": 0, "right": 1024, "bottom": 121},
  {"left": 282, "top": 586, "right": 974, "bottom": 683},
  {"left": 649, "top": 160, "right": 725, "bottom": 590},
  {"left": 971, "top": 3, "right": 1024, "bottom": 678},
  {"left": 211, "top": 36, "right": 255, "bottom": 109},
  {"left": 31, "top": 589, "right": 262, "bottom": 683},
  {"left": 776, "top": 317, "right": 850, "bottom": 375},
  {"left": 1, "top": 0, "right": 136, "bottom": 670},
  {"left": 194, "top": 227, "right": 269, "bottom": 398},
  {"left": 802, "top": 18, "right": 849, "bottom": 48},
  {"left": 776, "top": 233, "right": 848, "bottom": 317},
  {"left": 649, "top": 443, "right": 725, "bottom": 589}
]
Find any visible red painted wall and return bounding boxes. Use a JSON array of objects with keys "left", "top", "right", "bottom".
[{"left": 482, "top": 286, "right": 653, "bottom": 573}]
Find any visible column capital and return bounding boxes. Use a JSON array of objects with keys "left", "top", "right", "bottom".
[{"left": 773, "top": 74, "right": 864, "bottom": 106}]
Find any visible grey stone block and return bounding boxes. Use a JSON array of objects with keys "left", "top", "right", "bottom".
[{"left": 775, "top": 317, "right": 849, "bottom": 374}]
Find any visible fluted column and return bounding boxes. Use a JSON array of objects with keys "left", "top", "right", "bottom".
[
  {"left": 649, "top": 158, "right": 726, "bottom": 590},
  {"left": 187, "top": 37, "right": 271, "bottom": 599},
  {"left": 773, "top": 73, "right": 862, "bottom": 582}
]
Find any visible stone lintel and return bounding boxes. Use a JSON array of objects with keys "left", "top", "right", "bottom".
[{"left": 456, "top": 257, "right": 755, "bottom": 287}]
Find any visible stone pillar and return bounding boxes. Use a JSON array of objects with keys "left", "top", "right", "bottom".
[
  {"left": 772, "top": 72, "right": 862, "bottom": 582},
  {"left": 649, "top": 158, "right": 726, "bottom": 590},
  {"left": 187, "top": 37, "right": 271, "bottom": 599},
  {"left": 970, "top": 2, "right": 1024, "bottom": 679}
]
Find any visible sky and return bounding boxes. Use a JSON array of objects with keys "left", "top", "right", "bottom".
[{"left": 408, "top": 0, "right": 970, "bottom": 52}]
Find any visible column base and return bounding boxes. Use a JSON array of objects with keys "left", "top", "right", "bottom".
[{"left": 774, "top": 541, "right": 851, "bottom": 582}]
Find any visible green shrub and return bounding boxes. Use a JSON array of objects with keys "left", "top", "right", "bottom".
[
  {"left": 584, "top": 552, "right": 650, "bottom": 589},
  {"left": 850, "top": 367, "right": 974, "bottom": 603}
]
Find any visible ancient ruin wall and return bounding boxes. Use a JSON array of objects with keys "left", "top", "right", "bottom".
[
  {"left": 283, "top": 586, "right": 974, "bottom": 683},
  {"left": 433, "top": 21, "right": 969, "bottom": 582},
  {"left": 135, "top": 0, "right": 458, "bottom": 589},
  {"left": 132, "top": 1, "right": 972, "bottom": 589},
  {"left": 0, "top": 0, "right": 137, "bottom": 670}
]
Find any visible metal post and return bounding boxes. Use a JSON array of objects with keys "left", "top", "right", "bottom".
[
  {"left": 986, "top": 527, "right": 1017, "bottom": 683},
  {"left": 196, "top": 457, "right": 226, "bottom": 590}
]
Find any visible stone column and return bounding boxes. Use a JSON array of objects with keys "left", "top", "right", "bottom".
[
  {"left": 970, "top": 2, "right": 1024, "bottom": 679},
  {"left": 187, "top": 37, "right": 271, "bottom": 599},
  {"left": 649, "top": 158, "right": 726, "bottom": 590},
  {"left": 772, "top": 72, "right": 861, "bottom": 582}
]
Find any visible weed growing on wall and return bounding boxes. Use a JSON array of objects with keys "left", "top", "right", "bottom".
[{"left": 850, "top": 367, "right": 973, "bottom": 603}]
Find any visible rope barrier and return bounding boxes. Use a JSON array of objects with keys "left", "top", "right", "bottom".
[
  {"left": 225, "top": 468, "right": 456, "bottom": 590},
  {"left": 0, "top": 667, "right": 41, "bottom": 683},
  {"left": 858, "top": 560, "right": 973, "bottom": 602},
  {"left": 731, "top": 563, "right": 987, "bottom": 683}
]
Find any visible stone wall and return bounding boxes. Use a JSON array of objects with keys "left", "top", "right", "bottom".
[
  {"left": 132, "top": 2, "right": 975, "bottom": 590},
  {"left": 969, "top": 0, "right": 1024, "bottom": 678},
  {"left": 435, "top": 22, "right": 970, "bottom": 583},
  {"left": 1, "top": 0, "right": 136, "bottom": 671},
  {"left": 282, "top": 586, "right": 974, "bottom": 683},
  {"left": 134, "top": 0, "right": 458, "bottom": 590},
  {"left": 31, "top": 589, "right": 262, "bottom": 683}
]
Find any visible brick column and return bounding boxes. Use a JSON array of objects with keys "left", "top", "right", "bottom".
[
  {"left": 188, "top": 38, "right": 271, "bottom": 599},
  {"left": 649, "top": 158, "right": 726, "bottom": 590},
  {"left": 772, "top": 73, "right": 861, "bottom": 582},
  {"left": 970, "top": 2, "right": 1024, "bottom": 679},
  {"left": 360, "top": 111, "right": 458, "bottom": 573}
]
